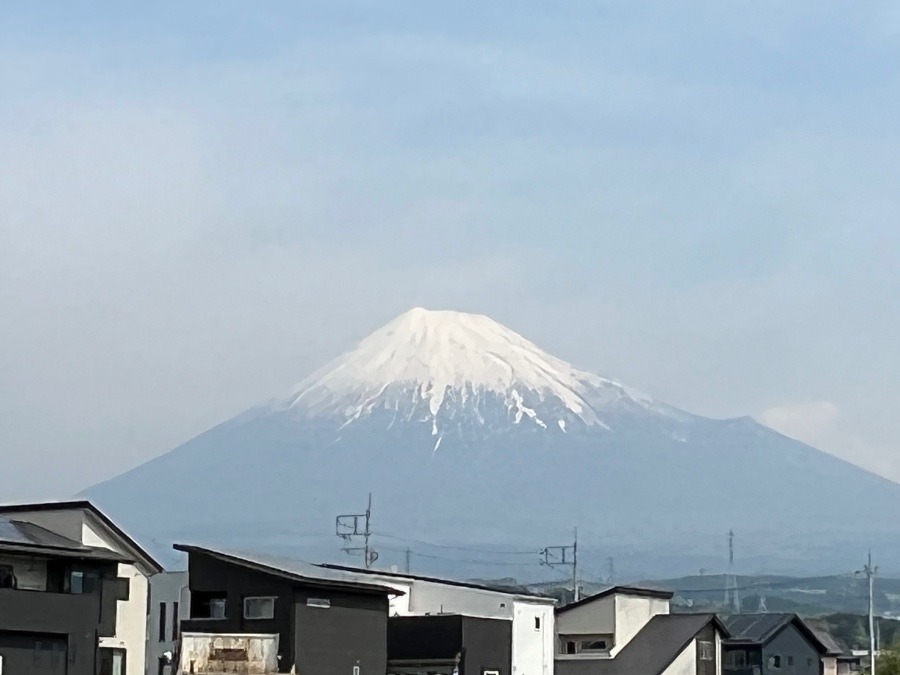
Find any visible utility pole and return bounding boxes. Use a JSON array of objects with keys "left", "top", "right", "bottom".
[
  {"left": 405, "top": 547, "right": 411, "bottom": 574},
  {"left": 724, "top": 529, "right": 741, "bottom": 613},
  {"left": 606, "top": 557, "right": 615, "bottom": 584},
  {"left": 858, "top": 551, "right": 878, "bottom": 675},
  {"left": 541, "top": 528, "right": 579, "bottom": 602},
  {"left": 336, "top": 493, "right": 378, "bottom": 569}
]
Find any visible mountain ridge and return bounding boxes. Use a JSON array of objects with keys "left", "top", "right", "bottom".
[{"left": 81, "top": 308, "right": 900, "bottom": 577}]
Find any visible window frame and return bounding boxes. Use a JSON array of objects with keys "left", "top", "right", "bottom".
[
  {"left": 699, "top": 641, "right": 715, "bottom": 661},
  {"left": 243, "top": 596, "right": 276, "bottom": 620}
]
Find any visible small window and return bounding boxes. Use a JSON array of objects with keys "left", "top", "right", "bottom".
[
  {"left": 0, "top": 565, "right": 17, "bottom": 589},
  {"left": 172, "top": 601, "right": 180, "bottom": 642},
  {"left": 727, "top": 650, "right": 747, "bottom": 668},
  {"left": 699, "top": 641, "right": 715, "bottom": 661},
  {"left": 158, "top": 602, "right": 167, "bottom": 642},
  {"left": 788, "top": 656, "right": 794, "bottom": 666},
  {"left": 770, "top": 655, "right": 782, "bottom": 669},
  {"left": 191, "top": 591, "right": 227, "bottom": 619},
  {"left": 243, "top": 596, "right": 275, "bottom": 620},
  {"left": 566, "top": 641, "right": 576, "bottom": 655},
  {"left": 580, "top": 639, "right": 609, "bottom": 652},
  {"left": 534, "top": 617, "right": 541, "bottom": 631}
]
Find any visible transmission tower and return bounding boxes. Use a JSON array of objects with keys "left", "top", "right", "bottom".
[
  {"left": 336, "top": 493, "right": 378, "bottom": 569},
  {"left": 723, "top": 529, "right": 741, "bottom": 613},
  {"left": 541, "top": 528, "right": 579, "bottom": 602},
  {"left": 857, "top": 550, "right": 878, "bottom": 675}
]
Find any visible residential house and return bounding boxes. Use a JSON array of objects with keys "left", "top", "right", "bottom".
[
  {"left": 723, "top": 614, "right": 831, "bottom": 675},
  {"left": 0, "top": 500, "right": 163, "bottom": 675},
  {"left": 147, "top": 570, "right": 189, "bottom": 675},
  {"left": 317, "top": 563, "right": 558, "bottom": 675},
  {"left": 554, "top": 586, "right": 728, "bottom": 675},
  {"left": 0, "top": 513, "right": 132, "bottom": 675},
  {"left": 387, "top": 614, "right": 512, "bottom": 675},
  {"left": 175, "top": 544, "right": 402, "bottom": 674}
]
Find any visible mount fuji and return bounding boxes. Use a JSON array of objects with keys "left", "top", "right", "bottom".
[{"left": 82, "top": 308, "right": 900, "bottom": 577}]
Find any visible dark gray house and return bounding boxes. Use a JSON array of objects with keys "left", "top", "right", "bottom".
[
  {"left": 0, "top": 515, "right": 131, "bottom": 675},
  {"left": 557, "top": 613, "right": 728, "bottom": 675},
  {"left": 387, "top": 614, "right": 512, "bottom": 675},
  {"left": 724, "top": 614, "right": 830, "bottom": 675},
  {"left": 176, "top": 544, "right": 402, "bottom": 675}
]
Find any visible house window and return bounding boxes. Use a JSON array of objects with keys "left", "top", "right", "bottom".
[
  {"left": 191, "top": 591, "right": 227, "bottom": 619},
  {"left": 0, "top": 564, "right": 16, "bottom": 589},
  {"left": 535, "top": 617, "right": 541, "bottom": 631},
  {"left": 172, "top": 601, "right": 180, "bottom": 642},
  {"left": 699, "top": 641, "right": 715, "bottom": 661},
  {"left": 243, "top": 596, "right": 275, "bottom": 620},
  {"left": 727, "top": 650, "right": 747, "bottom": 668},
  {"left": 560, "top": 634, "right": 614, "bottom": 655},
  {"left": 788, "top": 657, "right": 794, "bottom": 666},
  {"left": 98, "top": 647, "right": 127, "bottom": 675},
  {"left": 770, "top": 655, "right": 782, "bottom": 669},
  {"left": 158, "top": 602, "right": 167, "bottom": 642}
]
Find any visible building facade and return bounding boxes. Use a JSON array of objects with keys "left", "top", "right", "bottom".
[{"left": 0, "top": 500, "right": 163, "bottom": 675}]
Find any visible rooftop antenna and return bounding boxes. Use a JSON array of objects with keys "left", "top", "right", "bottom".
[
  {"left": 541, "top": 527, "right": 579, "bottom": 602},
  {"left": 724, "top": 529, "right": 741, "bottom": 613},
  {"left": 336, "top": 493, "right": 378, "bottom": 569}
]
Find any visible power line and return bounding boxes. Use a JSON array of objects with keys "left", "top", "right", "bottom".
[{"left": 377, "top": 532, "right": 538, "bottom": 556}]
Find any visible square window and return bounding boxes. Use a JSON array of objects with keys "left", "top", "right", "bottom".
[
  {"left": 700, "top": 641, "right": 715, "bottom": 661},
  {"left": 243, "top": 596, "right": 275, "bottom": 620}
]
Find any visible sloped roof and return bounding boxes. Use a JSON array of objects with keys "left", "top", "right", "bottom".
[
  {"left": 557, "top": 585, "right": 674, "bottom": 614},
  {"left": 725, "top": 614, "right": 830, "bottom": 654},
  {"left": 175, "top": 544, "right": 404, "bottom": 596},
  {"left": 557, "top": 613, "right": 727, "bottom": 675},
  {"left": 0, "top": 515, "right": 129, "bottom": 562},
  {"left": 0, "top": 500, "right": 161, "bottom": 573},
  {"left": 318, "top": 562, "right": 555, "bottom": 603}
]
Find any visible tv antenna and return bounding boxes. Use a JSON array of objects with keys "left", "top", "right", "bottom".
[
  {"left": 724, "top": 529, "right": 741, "bottom": 613},
  {"left": 336, "top": 493, "right": 378, "bottom": 569}
]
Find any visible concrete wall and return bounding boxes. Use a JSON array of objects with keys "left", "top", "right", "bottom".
[
  {"left": 664, "top": 641, "right": 699, "bottom": 675},
  {"left": 612, "top": 595, "right": 670, "bottom": 655}
]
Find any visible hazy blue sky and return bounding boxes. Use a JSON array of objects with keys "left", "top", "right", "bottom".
[{"left": 2, "top": 1, "right": 899, "bottom": 500}]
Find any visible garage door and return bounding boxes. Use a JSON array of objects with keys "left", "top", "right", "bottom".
[{"left": 0, "top": 632, "right": 67, "bottom": 675}]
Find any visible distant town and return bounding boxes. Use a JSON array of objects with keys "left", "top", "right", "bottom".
[{"left": 0, "top": 499, "right": 892, "bottom": 675}]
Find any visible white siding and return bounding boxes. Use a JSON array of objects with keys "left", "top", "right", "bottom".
[
  {"left": 408, "top": 580, "right": 515, "bottom": 619},
  {"left": 611, "top": 595, "right": 670, "bottom": 655},
  {"left": 824, "top": 657, "right": 838, "bottom": 675},
  {"left": 512, "top": 601, "right": 554, "bottom": 675},
  {"left": 147, "top": 571, "right": 189, "bottom": 675},
  {"left": 662, "top": 641, "right": 697, "bottom": 675}
]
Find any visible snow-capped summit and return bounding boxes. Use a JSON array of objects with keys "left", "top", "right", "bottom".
[{"left": 282, "top": 307, "right": 661, "bottom": 435}]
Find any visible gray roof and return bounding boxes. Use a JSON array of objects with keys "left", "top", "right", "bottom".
[
  {"left": 174, "top": 544, "right": 405, "bottom": 596},
  {"left": 725, "top": 614, "right": 829, "bottom": 654},
  {"left": 557, "top": 613, "right": 725, "bottom": 675},
  {"left": 0, "top": 515, "right": 130, "bottom": 562}
]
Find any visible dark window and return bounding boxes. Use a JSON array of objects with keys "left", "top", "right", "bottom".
[
  {"left": 243, "top": 596, "right": 275, "bottom": 620},
  {"left": 535, "top": 617, "right": 541, "bottom": 631},
  {"left": 99, "top": 647, "right": 127, "bottom": 675},
  {"left": 0, "top": 564, "right": 17, "bottom": 589},
  {"left": 580, "top": 639, "right": 608, "bottom": 651},
  {"left": 192, "top": 591, "right": 227, "bottom": 619},
  {"left": 727, "top": 650, "right": 747, "bottom": 668},
  {"left": 66, "top": 569, "right": 100, "bottom": 594},
  {"left": 566, "top": 641, "right": 576, "bottom": 655},
  {"left": 770, "top": 655, "right": 782, "bottom": 669},
  {"left": 750, "top": 652, "right": 762, "bottom": 666},
  {"left": 159, "top": 601, "right": 167, "bottom": 642},
  {"left": 172, "top": 601, "right": 180, "bottom": 642},
  {"left": 115, "top": 577, "right": 130, "bottom": 601},
  {"left": 789, "top": 657, "right": 795, "bottom": 666}
]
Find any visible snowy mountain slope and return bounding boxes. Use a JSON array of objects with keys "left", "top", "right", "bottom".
[{"left": 81, "top": 308, "right": 900, "bottom": 576}]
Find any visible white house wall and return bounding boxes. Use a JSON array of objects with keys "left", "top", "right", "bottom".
[
  {"left": 611, "top": 596, "right": 670, "bottom": 655},
  {"left": 512, "top": 601, "right": 554, "bottom": 675},
  {"left": 555, "top": 596, "right": 616, "bottom": 636},
  {"left": 662, "top": 641, "right": 698, "bottom": 675},
  {"left": 147, "top": 571, "right": 189, "bottom": 675},
  {"left": 407, "top": 580, "right": 516, "bottom": 619}
]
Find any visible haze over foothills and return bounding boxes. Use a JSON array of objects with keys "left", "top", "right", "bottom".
[{"left": 2, "top": 2, "right": 900, "bottom": 509}]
